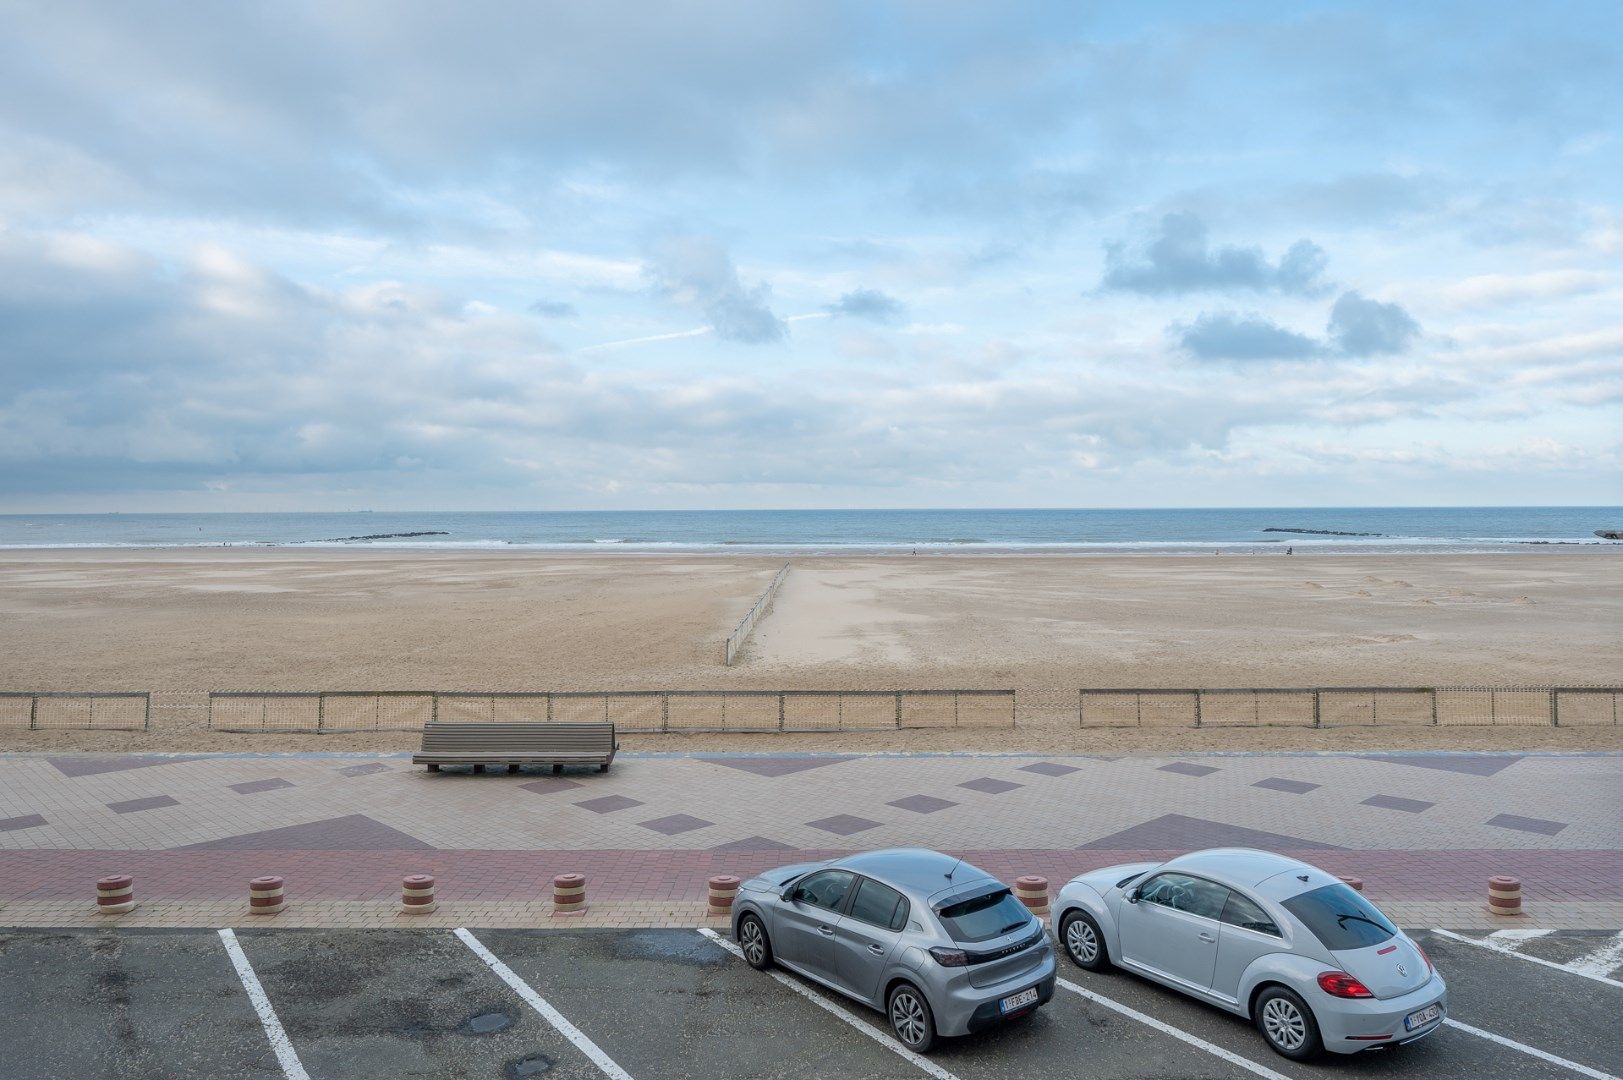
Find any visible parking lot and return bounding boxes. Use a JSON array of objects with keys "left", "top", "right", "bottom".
[{"left": 1, "top": 925, "right": 1618, "bottom": 1079}]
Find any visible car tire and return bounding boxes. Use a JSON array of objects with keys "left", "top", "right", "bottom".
[
  {"left": 1059, "top": 910, "right": 1111, "bottom": 971},
  {"left": 887, "top": 982, "right": 937, "bottom": 1053},
  {"left": 1254, "top": 985, "right": 1323, "bottom": 1061},
  {"left": 737, "top": 913, "right": 774, "bottom": 970}
]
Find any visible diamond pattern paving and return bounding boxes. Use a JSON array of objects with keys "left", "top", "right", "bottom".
[
  {"left": 229, "top": 778, "right": 294, "bottom": 795},
  {"left": 47, "top": 754, "right": 209, "bottom": 778},
  {"left": 336, "top": 763, "right": 392, "bottom": 777},
  {"left": 1253, "top": 778, "right": 1320, "bottom": 794},
  {"left": 958, "top": 777, "right": 1023, "bottom": 794},
  {"left": 1082, "top": 813, "right": 1343, "bottom": 850},
  {"left": 1363, "top": 794, "right": 1434, "bottom": 813},
  {"left": 519, "top": 777, "right": 584, "bottom": 795},
  {"left": 575, "top": 795, "right": 644, "bottom": 814},
  {"left": 1159, "top": 762, "right": 1220, "bottom": 777},
  {"left": 1363, "top": 753, "right": 1524, "bottom": 776},
  {"left": 806, "top": 814, "right": 882, "bottom": 836},
  {"left": 1487, "top": 813, "right": 1568, "bottom": 836},
  {"left": 107, "top": 796, "right": 179, "bottom": 814},
  {"left": 0, "top": 814, "right": 47, "bottom": 833},
  {"left": 1019, "top": 762, "right": 1081, "bottom": 777},
  {"left": 709, "top": 835, "right": 796, "bottom": 851},
  {"left": 176, "top": 813, "right": 432, "bottom": 851},
  {"left": 888, "top": 794, "right": 959, "bottom": 814},
  {"left": 638, "top": 814, "right": 714, "bottom": 836},
  {"left": 698, "top": 755, "right": 856, "bottom": 777}
]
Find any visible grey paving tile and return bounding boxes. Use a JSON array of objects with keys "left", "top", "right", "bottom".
[
  {"left": 1018, "top": 762, "right": 1081, "bottom": 777},
  {"left": 519, "top": 777, "right": 584, "bottom": 795},
  {"left": 1082, "top": 813, "right": 1343, "bottom": 850},
  {"left": 1363, "top": 753, "right": 1524, "bottom": 776},
  {"left": 637, "top": 814, "right": 714, "bottom": 836},
  {"left": 47, "top": 754, "right": 209, "bottom": 778},
  {"left": 107, "top": 795, "right": 180, "bottom": 814},
  {"left": 229, "top": 778, "right": 295, "bottom": 795},
  {"left": 698, "top": 755, "right": 857, "bottom": 777},
  {"left": 887, "top": 794, "right": 959, "bottom": 814},
  {"left": 0, "top": 813, "right": 48, "bottom": 832},
  {"left": 1159, "top": 762, "right": 1220, "bottom": 777},
  {"left": 336, "top": 762, "right": 392, "bottom": 777},
  {"left": 710, "top": 835, "right": 797, "bottom": 851},
  {"left": 806, "top": 814, "right": 882, "bottom": 836},
  {"left": 175, "top": 813, "right": 433, "bottom": 851},
  {"left": 1486, "top": 813, "right": 1568, "bottom": 836},
  {"left": 575, "top": 795, "right": 644, "bottom": 814},
  {"left": 1253, "top": 778, "right": 1320, "bottom": 794},
  {"left": 1362, "top": 794, "right": 1434, "bottom": 813},
  {"left": 957, "top": 777, "right": 1024, "bottom": 794}
]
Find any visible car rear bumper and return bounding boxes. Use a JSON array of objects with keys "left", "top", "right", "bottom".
[
  {"left": 934, "top": 947, "right": 1058, "bottom": 1036},
  {"left": 1315, "top": 975, "right": 1448, "bottom": 1054}
]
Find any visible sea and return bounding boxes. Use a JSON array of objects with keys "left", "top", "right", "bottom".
[{"left": 0, "top": 507, "right": 1618, "bottom": 554}]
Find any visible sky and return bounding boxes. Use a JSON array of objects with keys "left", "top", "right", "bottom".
[{"left": 0, "top": 1, "right": 1619, "bottom": 512}]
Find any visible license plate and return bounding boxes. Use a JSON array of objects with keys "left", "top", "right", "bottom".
[
  {"left": 1404, "top": 1003, "right": 1441, "bottom": 1031},
  {"left": 999, "top": 987, "right": 1040, "bottom": 1014}
]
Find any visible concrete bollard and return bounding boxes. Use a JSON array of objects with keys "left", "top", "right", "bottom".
[
  {"left": 96, "top": 874, "right": 134, "bottom": 915},
  {"left": 1488, "top": 875, "right": 1523, "bottom": 917},
  {"left": 400, "top": 873, "right": 437, "bottom": 915},
  {"left": 249, "top": 875, "right": 286, "bottom": 915},
  {"left": 1015, "top": 875, "right": 1050, "bottom": 918},
  {"left": 552, "top": 873, "right": 587, "bottom": 916},
  {"left": 706, "top": 875, "right": 741, "bottom": 917},
  {"left": 1338, "top": 876, "right": 1364, "bottom": 893}
]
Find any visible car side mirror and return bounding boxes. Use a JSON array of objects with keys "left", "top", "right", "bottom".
[
  {"left": 781, "top": 886, "right": 798, "bottom": 903},
  {"left": 1125, "top": 889, "right": 1140, "bottom": 904}
]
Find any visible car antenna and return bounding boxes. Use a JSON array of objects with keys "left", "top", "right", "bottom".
[{"left": 945, "top": 855, "right": 963, "bottom": 880}]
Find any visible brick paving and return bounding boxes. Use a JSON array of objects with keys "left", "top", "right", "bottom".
[{"left": 1, "top": 750, "right": 1619, "bottom": 928}]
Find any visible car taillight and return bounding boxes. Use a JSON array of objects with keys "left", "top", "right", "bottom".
[
  {"left": 1416, "top": 943, "right": 1433, "bottom": 974},
  {"left": 928, "top": 946, "right": 968, "bottom": 967},
  {"left": 1317, "top": 971, "right": 1374, "bottom": 998}
]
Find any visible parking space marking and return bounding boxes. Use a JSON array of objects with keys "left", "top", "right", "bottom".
[
  {"left": 217, "top": 928, "right": 311, "bottom": 1080},
  {"left": 1487, "top": 928, "right": 1554, "bottom": 950},
  {"left": 453, "top": 927, "right": 634, "bottom": 1080},
  {"left": 1431, "top": 928, "right": 1623, "bottom": 989},
  {"left": 1055, "top": 978, "right": 1289, "bottom": 1080},
  {"left": 1443, "top": 1018, "right": 1619, "bottom": 1079},
  {"left": 1570, "top": 932, "right": 1623, "bottom": 978},
  {"left": 696, "top": 927, "right": 963, "bottom": 1080}
]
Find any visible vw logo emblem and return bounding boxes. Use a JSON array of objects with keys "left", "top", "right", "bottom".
[{"left": 1397, "top": 963, "right": 1408, "bottom": 977}]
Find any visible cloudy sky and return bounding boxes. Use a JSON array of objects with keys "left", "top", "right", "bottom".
[{"left": 1, "top": 1, "right": 1619, "bottom": 511}]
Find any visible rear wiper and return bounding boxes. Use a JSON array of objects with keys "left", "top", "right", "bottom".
[
  {"left": 1335, "top": 913, "right": 1390, "bottom": 933},
  {"left": 998, "top": 921, "right": 1027, "bottom": 934}
]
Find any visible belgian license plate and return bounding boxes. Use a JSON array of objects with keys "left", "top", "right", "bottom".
[
  {"left": 1000, "top": 987, "right": 1040, "bottom": 1014},
  {"left": 1404, "top": 1003, "right": 1441, "bottom": 1031}
]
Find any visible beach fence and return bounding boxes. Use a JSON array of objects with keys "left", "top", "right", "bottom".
[
  {"left": 0, "top": 692, "right": 150, "bottom": 731},
  {"left": 205, "top": 689, "right": 1017, "bottom": 734},
  {"left": 1014, "top": 686, "right": 1622, "bottom": 728},
  {"left": 724, "top": 563, "right": 790, "bottom": 665}
]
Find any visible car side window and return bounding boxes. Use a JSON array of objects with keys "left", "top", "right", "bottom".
[
  {"left": 1137, "top": 872, "right": 1229, "bottom": 920},
  {"left": 848, "top": 878, "right": 908, "bottom": 931},
  {"left": 791, "top": 870, "right": 855, "bottom": 913},
  {"left": 1220, "top": 891, "right": 1281, "bottom": 937}
]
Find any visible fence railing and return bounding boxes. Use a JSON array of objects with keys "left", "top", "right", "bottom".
[
  {"left": 0, "top": 692, "right": 151, "bottom": 731},
  {"left": 1015, "top": 687, "right": 1621, "bottom": 728},
  {"left": 724, "top": 563, "right": 790, "bottom": 665},
  {"left": 206, "top": 689, "right": 1018, "bottom": 734}
]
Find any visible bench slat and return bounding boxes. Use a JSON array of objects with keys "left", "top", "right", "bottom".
[{"left": 414, "top": 720, "right": 617, "bottom": 772}]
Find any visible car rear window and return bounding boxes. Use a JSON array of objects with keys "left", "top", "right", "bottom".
[
  {"left": 1281, "top": 883, "right": 1396, "bottom": 950},
  {"left": 936, "top": 889, "right": 1031, "bottom": 944}
]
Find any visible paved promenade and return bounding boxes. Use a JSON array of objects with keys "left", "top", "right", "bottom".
[{"left": 2, "top": 750, "right": 1619, "bottom": 928}]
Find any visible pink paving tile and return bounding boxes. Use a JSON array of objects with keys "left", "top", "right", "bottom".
[
  {"left": 106, "top": 796, "right": 179, "bottom": 814},
  {"left": 575, "top": 795, "right": 644, "bottom": 814},
  {"left": 957, "top": 777, "right": 1024, "bottom": 794},
  {"left": 228, "top": 778, "right": 295, "bottom": 795}
]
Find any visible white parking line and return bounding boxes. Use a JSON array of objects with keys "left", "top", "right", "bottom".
[
  {"left": 1444, "top": 1018, "right": 1619, "bottom": 1079},
  {"left": 454, "top": 927, "right": 634, "bottom": 1080},
  {"left": 696, "top": 927, "right": 963, "bottom": 1080},
  {"left": 1487, "top": 928, "right": 1554, "bottom": 950},
  {"left": 1570, "top": 931, "right": 1623, "bottom": 978},
  {"left": 217, "top": 928, "right": 311, "bottom": 1080},
  {"left": 1430, "top": 928, "right": 1623, "bottom": 990},
  {"left": 1056, "top": 978, "right": 1290, "bottom": 1080}
]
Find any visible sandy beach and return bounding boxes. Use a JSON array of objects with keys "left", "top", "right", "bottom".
[{"left": 2, "top": 548, "right": 1618, "bottom": 753}]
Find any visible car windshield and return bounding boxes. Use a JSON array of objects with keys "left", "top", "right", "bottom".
[
  {"left": 1281, "top": 883, "right": 1397, "bottom": 950},
  {"left": 936, "top": 888, "right": 1031, "bottom": 944}
]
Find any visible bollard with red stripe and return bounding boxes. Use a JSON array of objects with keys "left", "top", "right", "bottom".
[
  {"left": 249, "top": 875, "right": 285, "bottom": 915},
  {"left": 1014, "top": 875, "right": 1050, "bottom": 918},
  {"left": 400, "top": 873, "right": 437, "bottom": 915},
  {"left": 552, "top": 873, "right": 587, "bottom": 916},
  {"left": 96, "top": 874, "right": 134, "bottom": 915},
  {"left": 706, "top": 875, "right": 741, "bottom": 917},
  {"left": 1338, "top": 875, "right": 1364, "bottom": 893},
  {"left": 1488, "top": 875, "right": 1523, "bottom": 917}
]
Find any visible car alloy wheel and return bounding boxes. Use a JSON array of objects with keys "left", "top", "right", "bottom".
[
  {"left": 738, "top": 915, "right": 771, "bottom": 969},
  {"left": 1060, "top": 911, "right": 1109, "bottom": 971},
  {"left": 1261, "top": 996, "right": 1306, "bottom": 1051},
  {"left": 888, "top": 985, "right": 935, "bottom": 1052}
]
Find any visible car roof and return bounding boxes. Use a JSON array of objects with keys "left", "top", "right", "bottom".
[
  {"left": 1159, "top": 848, "right": 1320, "bottom": 889},
  {"left": 835, "top": 848, "right": 996, "bottom": 894}
]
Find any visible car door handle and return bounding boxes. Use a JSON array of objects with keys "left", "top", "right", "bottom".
[
  {"left": 1198, "top": 932, "right": 1216, "bottom": 943},
  {"left": 867, "top": 944, "right": 885, "bottom": 955},
  {"left": 817, "top": 925, "right": 835, "bottom": 935}
]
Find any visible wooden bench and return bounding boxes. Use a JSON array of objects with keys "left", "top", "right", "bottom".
[{"left": 412, "top": 721, "right": 617, "bottom": 774}]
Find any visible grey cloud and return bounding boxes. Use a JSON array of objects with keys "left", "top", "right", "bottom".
[
  {"left": 826, "top": 288, "right": 905, "bottom": 324},
  {"left": 1327, "top": 291, "right": 1421, "bottom": 356},
  {"left": 1176, "top": 312, "right": 1322, "bottom": 361},
  {"left": 1102, "top": 213, "right": 1329, "bottom": 296},
  {"left": 528, "top": 298, "right": 578, "bottom": 318},
  {"left": 645, "top": 236, "right": 787, "bottom": 344}
]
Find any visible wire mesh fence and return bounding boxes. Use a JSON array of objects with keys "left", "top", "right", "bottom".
[
  {"left": 189, "top": 685, "right": 1622, "bottom": 733},
  {"left": 206, "top": 689, "right": 1018, "bottom": 733},
  {"left": 0, "top": 692, "right": 151, "bottom": 730}
]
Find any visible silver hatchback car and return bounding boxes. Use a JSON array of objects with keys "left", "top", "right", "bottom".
[
  {"left": 1053, "top": 848, "right": 1447, "bottom": 1060},
  {"left": 732, "top": 848, "right": 1057, "bottom": 1052}
]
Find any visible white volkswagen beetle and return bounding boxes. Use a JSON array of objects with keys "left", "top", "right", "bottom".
[{"left": 1053, "top": 848, "right": 1446, "bottom": 1060}]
